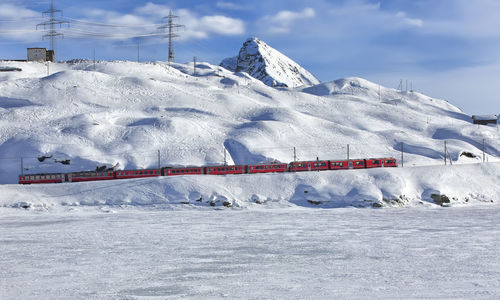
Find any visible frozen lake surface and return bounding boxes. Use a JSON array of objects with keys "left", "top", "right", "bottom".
[{"left": 1, "top": 206, "right": 500, "bottom": 299}]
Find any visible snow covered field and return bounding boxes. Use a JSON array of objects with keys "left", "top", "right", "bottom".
[{"left": 1, "top": 206, "right": 500, "bottom": 299}]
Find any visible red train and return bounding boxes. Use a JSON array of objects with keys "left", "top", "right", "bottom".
[{"left": 18, "top": 157, "right": 397, "bottom": 184}]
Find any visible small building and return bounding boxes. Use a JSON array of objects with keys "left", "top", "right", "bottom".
[
  {"left": 472, "top": 115, "right": 498, "bottom": 125},
  {"left": 27, "top": 48, "right": 54, "bottom": 62}
]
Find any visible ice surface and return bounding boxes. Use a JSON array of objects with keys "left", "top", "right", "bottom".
[{"left": 1, "top": 207, "right": 499, "bottom": 299}]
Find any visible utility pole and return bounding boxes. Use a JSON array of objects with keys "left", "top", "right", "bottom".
[
  {"left": 21, "top": 157, "right": 24, "bottom": 176},
  {"left": 36, "top": 0, "right": 69, "bottom": 61},
  {"left": 137, "top": 40, "right": 140, "bottom": 63},
  {"left": 401, "top": 142, "right": 404, "bottom": 167},
  {"left": 224, "top": 147, "right": 227, "bottom": 166},
  {"left": 193, "top": 56, "right": 197, "bottom": 76},
  {"left": 347, "top": 144, "right": 350, "bottom": 161},
  {"left": 444, "top": 141, "right": 447, "bottom": 165},
  {"left": 93, "top": 48, "right": 96, "bottom": 71},
  {"left": 157, "top": 150, "right": 161, "bottom": 175},
  {"left": 158, "top": 10, "right": 184, "bottom": 63},
  {"left": 483, "top": 139, "right": 485, "bottom": 162},
  {"left": 293, "top": 147, "right": 297, "bottom": 172}
]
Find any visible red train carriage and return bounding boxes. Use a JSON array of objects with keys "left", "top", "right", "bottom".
[
  {"left": 19, "top": 173, "right": 64, "bottom": 184},
  {"left": 349, "top": 159, "right": 366, "bottom": 169},
  {"left": 247, "top": 163, "right": 288, "bottom": 174},
  {"left": 381, "top": 158, "right": 397, "bottom": 167},
  {"left": 67, "top": 171, "right": 115, "bottom": 182},
  {"left": 206, "top": 165, "right": 246, "bottom": 175},
  {"left": 163, "top": 167, "right": 203, "bottom": 176},
  {"left": 329, "top": 160, "right": 349, "bottom": 170},
  {"left": 289, "top": 160, "right": 329, "bottom": 172},
  {"left": 115, "top": 169, "right": 159, "bottom": 179},
  {"left": 365, "top": 158, "right": 383, "bottom": 168}
]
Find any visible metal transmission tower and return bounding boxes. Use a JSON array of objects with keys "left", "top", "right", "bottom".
[
  {"left": 36, "top": 0, "right": 69, "bottom": 58},
  {"left": 158, "top": 10, "right": 183, "bottom": 63}
]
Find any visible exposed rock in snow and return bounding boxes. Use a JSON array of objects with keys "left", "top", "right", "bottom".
[
  {"left": 220, "top": 37, "right": 320, "bottom": 88},
  {"left": 220, "top": 56, "right": 238, "bottom": 72}
]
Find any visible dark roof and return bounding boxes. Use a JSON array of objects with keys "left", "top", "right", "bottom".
[{"left": 472, "top": 115, "right": 498, "bottom": 120}]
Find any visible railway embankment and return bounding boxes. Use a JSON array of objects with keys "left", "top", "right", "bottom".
[{"left": 1, "top": 162, "right": 498, "bottom": 212}]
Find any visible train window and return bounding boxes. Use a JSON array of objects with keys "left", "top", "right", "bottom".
[{"left": 373, "top": 160, "right": 380, "bottom": 164}]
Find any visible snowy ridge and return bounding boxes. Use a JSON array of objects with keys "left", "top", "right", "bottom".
[{"left": 220, "top": 37, "right": 320, "bottom": 88}]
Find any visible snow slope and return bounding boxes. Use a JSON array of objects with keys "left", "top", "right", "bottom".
[{"left": 0, "top": 55, "right": 498, "bottom": 208}]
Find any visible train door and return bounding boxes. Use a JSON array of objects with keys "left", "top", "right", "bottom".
[{"left": 348, "top": 161, "right": 353, "bottom": 169}]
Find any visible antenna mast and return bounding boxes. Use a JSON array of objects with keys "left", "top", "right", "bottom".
[
  {"left": 36, "top": 0, "right": 69, "bottom": 59},
  {"left": 158, "top": 10, "right": 183, "bottom": 63}
]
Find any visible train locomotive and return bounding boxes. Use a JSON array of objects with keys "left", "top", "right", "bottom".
[{"left": 19, "top": 157, "right": 397, "bottom": 184}]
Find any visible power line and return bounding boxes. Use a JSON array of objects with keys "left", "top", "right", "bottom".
[{"left": 61, "top": 17, "right": 161, "bottom": 28}]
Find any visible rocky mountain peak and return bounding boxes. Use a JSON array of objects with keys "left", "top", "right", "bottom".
[{"left": 220, "top": 37, "right": 320, "bottom": 88}]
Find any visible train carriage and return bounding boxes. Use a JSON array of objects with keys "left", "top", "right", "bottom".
[
  {"left": 115, "top": 169, "right": 159, "bottom": 179},
  {"left": 247, "top": 163, "right": 288, "bottom": 174},
  {"left": 68, "top": 171, "right": 114, "bottom": 182},
  {"left": 365, "top": 158, "right": 382, "bottom": 168},
  {"left": 329, "top": 160, "right": 349, "bottom": 170},
  {"left": 19, "top": 173, "right": 64, "bottom": 184},
  {"left": 349, "top": 159, "right": 366, "bottom": 169},
  {"left": 206, "top": 165, "right": 246, "bottom": 175},
  {"left": 381, "top": 158, "right": 398, "bottom": 167},
  {"left": 289, "top": 160, "right": 329, "bottom": 172},
  {"left": 163, "top": 167, "right": 203, "bottom": 176}
]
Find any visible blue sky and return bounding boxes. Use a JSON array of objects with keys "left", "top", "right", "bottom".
[{"left": 1, "top": 0, "right": 499, "bottom": 115}]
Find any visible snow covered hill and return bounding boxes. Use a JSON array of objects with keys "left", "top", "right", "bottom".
[
  {"left": 0, "top": 51, "right": 498, "bottom": 209},
  {"left": 220, "top": 37, "right": 320, "bottom": 88}
]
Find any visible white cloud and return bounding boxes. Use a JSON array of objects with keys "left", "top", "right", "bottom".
[
  {"left": 396, "top": 12, "right": 423, "bottom": 28},
  {"left": 216, "top": 2, "right": 250, "bottom": 11},
  {"left": 328, "top": 1, "right": 423, "bottom": 31},
  {"left": 133, "top": 2, "right": 172, "bottom": 18},
  {"left": 261, "top": 8, "right": 316, "bottom": 34},
  {"left": 0, "top": 4, "right": 39, "bottom": 19},
  {"left": 0, "top": 4, "right": 41, "bottom": 42},
  {"left": 199, "top": 15, "right": 245, "bottom": 35}
]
